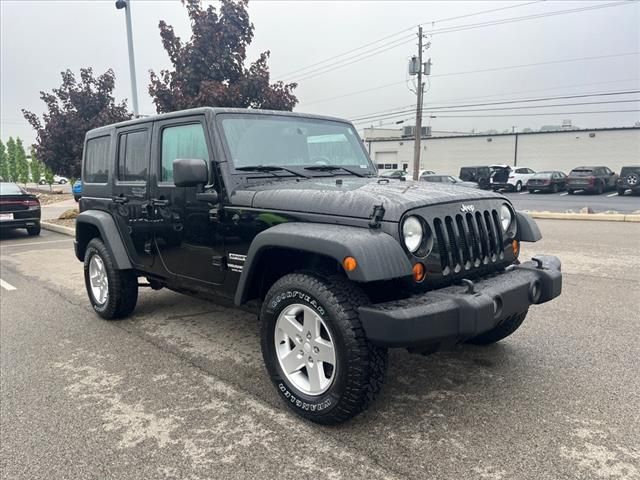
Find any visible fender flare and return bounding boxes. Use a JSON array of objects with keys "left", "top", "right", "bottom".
[
  {"left": 75, "top": 210, "right": 133, "bottom": 269},
  {"left": 234, "top": 222, "right": 412, "bottom": 305},
  {"left": 516, "top": 211, "right": 542, "bottom": 242}
]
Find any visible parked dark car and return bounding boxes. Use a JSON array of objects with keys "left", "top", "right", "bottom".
[
  {"left": 459, "top": 166, "right": 491, "bottom": 189},
  {"left": 0, "top": 182, "right": 41, "bottom": 236},
  {"left": 420, "top": 174, "right": 479, "bottom": 189},
  {"left": 526, "top": 171, "right": 567, "bottom": 193},
  {"left": 567, "top": 166, "right": 618, "bottom": 194},
  {"left": 617, "top": 165, "right": 640, "bottom": 195},
  {"left": 72, "top": 179, "right": 83, "bottom": 201},
  {"left": 75, "top": 107, "right": 561, "bottom": 425}
]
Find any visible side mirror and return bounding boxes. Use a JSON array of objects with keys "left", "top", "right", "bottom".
[{"left": 173, "top": 158, "right": 208, "bottom": 187}]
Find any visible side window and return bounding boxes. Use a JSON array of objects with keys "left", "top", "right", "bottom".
[
  {"left": 84, "top": 136, "right": 111, "bottom": 183},
  {"left": 118, "top": 130, "right": 149, "bottom": 182},
  {"left": 161, "top": 123, "right": 209, "bottom": 183}
]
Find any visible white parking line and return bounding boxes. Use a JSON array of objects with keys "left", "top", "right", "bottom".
[
  {"left": 0, "top": 279, "right": 17, "bottom": 291},
  {"left": 560, "top": 192, "right": 569, "bottom": 196},
  {"left": 606, "top": 192, "right": 618, "bottom": 197},
  {"left": 0, "top": 239, "right": 71, "bottom": 248},
  {"left": 519, "top": 191, "right": 529, "bottom": 195}
]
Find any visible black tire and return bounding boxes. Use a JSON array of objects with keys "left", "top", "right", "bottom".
[
  {"left": 617, "top": 188, "right": 626, "bottom": 196},
  {"left": 467, "top": 310, "right": 528, "bottom": 345},
  {"left": 552, "top": 183, "right": 559, "bottom": 193},
  {"left": 568, "top": 189, "right": 575, "bottom": 195},
  {"left": 595, "top": 182, "right": 604, "bottom": 195},
  {"left": 74, "top": 196, "right": 80, "bottom": 202},
  {"left": 84, "top": 238, "right": 138, "bottom": 320},
  {"left": 26, "top": 223, "right": 41, "bottom": 236},
  {"left": 260, "top": 272, "right": 387, "bottom": 425},
  {"left": 38, "top": 180, "right": 46, "bottom": 185},
  {"left": 515, "top": 181, "right": 522, "bottom": 192}
]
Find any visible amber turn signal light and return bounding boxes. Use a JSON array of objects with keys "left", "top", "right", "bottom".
[
  {"left": 412, "top": 262, "right": 426, "bottom": 282},
  {"left": 343, "top": 256, "right": 358, "bottom": 272},
  {"left": 512, "top": 239, "right": 520, "bottom": 256}
]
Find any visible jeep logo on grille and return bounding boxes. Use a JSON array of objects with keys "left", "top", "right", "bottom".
[{"left": 460, "top": 204, "right": 475, "bottom": 213}]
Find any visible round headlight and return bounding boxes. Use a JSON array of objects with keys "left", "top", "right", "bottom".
[
  {"left": 500, "top": 204, "right": 514, "bottom": 232},
  {"left": 402, "top": 216, "right": 423, "bottom": 253}
]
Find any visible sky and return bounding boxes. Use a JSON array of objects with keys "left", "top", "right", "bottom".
[{"left": 1, "top": 0, "right": 639, "bottom": 146}]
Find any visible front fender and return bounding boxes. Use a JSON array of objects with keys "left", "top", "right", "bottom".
[
  {"left": 234, "top": 222, "right": 412, "bottom": 305},
  {"left": 516, "top": 211, "right": 542, "bottom": 242}
]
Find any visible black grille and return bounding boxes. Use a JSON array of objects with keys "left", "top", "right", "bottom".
[{"left": 432, "top": 209, "right": 504, "bottom": 275}]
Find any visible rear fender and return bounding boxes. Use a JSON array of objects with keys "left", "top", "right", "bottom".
[{"left": 75, "top": 210, "right": 132, "bottom": 269}]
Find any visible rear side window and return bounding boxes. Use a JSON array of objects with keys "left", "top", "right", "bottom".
[
  {"left": 84, "top": 136, "right": 111, "bottom": 183},
  {"left": 161, "top": 123, "right": 209, "bottom": 183},
  {"left": 118, "top": 130, "right": 149, "bottom": 182}
]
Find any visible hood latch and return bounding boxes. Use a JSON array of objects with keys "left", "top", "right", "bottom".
[{"left": 369, "top": 204, "right": 385, "bottom": 229}]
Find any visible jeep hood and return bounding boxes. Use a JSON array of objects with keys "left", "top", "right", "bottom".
[{"left": 232, "top": 177, "right": 504, "bottom": 222}]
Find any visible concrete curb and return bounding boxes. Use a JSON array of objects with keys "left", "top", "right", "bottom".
[
  {"left": 527, "top": 212, "right": 640, "bottom": 222},
  {"left": 41, "top": 221, "right": 75, "bottom": 237}
]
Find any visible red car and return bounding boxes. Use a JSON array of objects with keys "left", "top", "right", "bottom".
[{"left": 0, "top": 182, "right": 41, "bottom": 236}]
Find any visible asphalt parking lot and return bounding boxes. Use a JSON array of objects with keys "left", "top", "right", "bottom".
[
  {"left": 1, "top": 222, "right": 639, "bottom": 480},
  {"left": 500, "top": 189, "right": 639, "bottom": 213}
]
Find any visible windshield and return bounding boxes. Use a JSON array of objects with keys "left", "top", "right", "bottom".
[
  {"left": 570, "top": 168, "right": 593, "bottom": 176},
  {"left": 532, "top": 172, "right": 553, "bottom": 179},
  {"left": 218, "top": 114, "right": 374, "bottom": 174}
]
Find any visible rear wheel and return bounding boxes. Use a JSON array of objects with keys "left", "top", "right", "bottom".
[
  {"left": 568, "top": 189, "right": 575, "bottom": 195},
  {"left": 552, "top": 183, "right": 559, "bottom": 193},
  {"left": 26, "top": 223, "right": 41, "bottom": 236},
  {"left": 467, "top": 311, "right": 528, "bottom": 345},
  {"left": 260, "top": 273, "right": 387, "bottom": 424},
  {"left": 515, "top": 181, "right": 523, "bottom": 192},
  {"left": 595, "top": 182, "right": 604, "bottom": 195},
  {"left": 617, "top": 188, "right": 626, "bottom": 196},
  {"left": 84, "top": 238, "right": 138, "bottom": 320}
]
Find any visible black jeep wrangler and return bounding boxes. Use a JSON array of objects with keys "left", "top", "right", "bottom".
[
  {"left": 75, "top": 108, "right": 562, "bottom": 424},
  {"left": 617, "top": 165, "right": 640, "bottom": 195}
]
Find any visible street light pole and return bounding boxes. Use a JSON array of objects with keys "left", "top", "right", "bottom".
[{"left": 116, "top": 0, "right": 139, "bottom": 117}]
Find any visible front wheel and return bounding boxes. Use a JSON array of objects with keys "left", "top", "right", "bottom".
[
  {"left": 515, "top": 181, "right": 523, "bottom": 192},
  {"left": 467, "top": 311, "right": 528, "bottom": 345},
  {"left": 84, "top": 238, "right": 138, "bottom": 320},
  {"left": 260, "top": 273, "right": 387, "bottom": 424}
]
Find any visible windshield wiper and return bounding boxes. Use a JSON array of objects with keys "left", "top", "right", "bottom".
[
  {"left": 236, "top": 165, "right": 309, "bottom": 179},
  {"left": 303, "top": 165, "right": 367, "bottom": 178}
]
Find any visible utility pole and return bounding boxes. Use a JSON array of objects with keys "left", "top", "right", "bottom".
[
  {"left": 412, "top": 26, "right": 424, "bottom": 181},
  {"left": 115, "top": 0, "right": 139, "bottom": 117}
]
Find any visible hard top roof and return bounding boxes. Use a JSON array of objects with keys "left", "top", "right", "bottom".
[{"left": 86, "top": 107, "right": 350, "bottom": 137}]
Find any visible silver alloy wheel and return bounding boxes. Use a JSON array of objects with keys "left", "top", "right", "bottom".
[
  {"left": 89, "top": 255, "right": 108, "bottom": 305},
  {"left": 626, "top": 173, "right": 638, "bottom": 185},
  {"left": 274, "top": 303, "right": 336, "bottom": 396}
]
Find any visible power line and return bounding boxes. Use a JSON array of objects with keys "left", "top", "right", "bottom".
[
  {"left": 284, "top": 1, "right": 635, "bottom": 83},
  {"left": 428, "top": 109, "right": 640, "bottom": 118},
  {"left": 278, "top": 1, "right": 542, "bottom": 79},
  {"left": 422, "top": 1, "right": 633, "bottom": 37},
  {"left": 302, "top": 77, "right": 640, "bottom": 107},
  {"left": 286, "top": 35, "right": 415, "bottom": 83},
  {"left": 350, "top": 90, "right": 640, "bottom": 122}
]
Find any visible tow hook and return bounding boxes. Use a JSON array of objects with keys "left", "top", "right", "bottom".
[
  {"left": 461, "top": 278, "right": 476, "bottom": 294},
  {"left": 532, "top": 256, "right": 544, "bottom": 269}
]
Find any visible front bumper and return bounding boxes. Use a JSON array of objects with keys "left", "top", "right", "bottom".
[{"left": 359, "top": 255, "right": 562, "bottom": 347}]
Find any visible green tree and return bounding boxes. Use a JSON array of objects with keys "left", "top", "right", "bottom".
[
  {"left": 15, "top": 138, "right": 29, "bottom": 185},
  {"left": 22, "top": 68, "right": 131, "bottom": 178},
  {"left": 0, "top": 140, "right": 8, "bottom": 181},
  {"left": 6, "top": 137, "right": 17, "bottom": 182},
  {"left": 149, "top": 0, "right": 297, "bottom": 113},
  {"left": 44, "top": 166, "right": 55, "bottom": 192},
  {"left": 30, "top": 149, "right": 44, "bottom": 189}
]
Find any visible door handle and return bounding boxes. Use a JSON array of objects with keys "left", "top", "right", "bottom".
[
  {"left": 112, "top": 195, "right": 129, "bottom": 204},
  {"left": 151, "top": 198, "right": 170, "bottom": 207}
]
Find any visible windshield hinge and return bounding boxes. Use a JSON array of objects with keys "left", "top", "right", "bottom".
[{"left": 369, "top": 204, "right": 385, "bottom": 229}]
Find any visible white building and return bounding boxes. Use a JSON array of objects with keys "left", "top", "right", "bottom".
[{"left": 363, "top": 126, "right": 640, "bottom": 175}]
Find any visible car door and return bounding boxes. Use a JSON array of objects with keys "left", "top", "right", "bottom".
[
  {"left": 150, "top": 116, "right": 226, "bottom": 286},
  {"left": 111, "top": 124, "right": 154, "bottom": 270}
]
